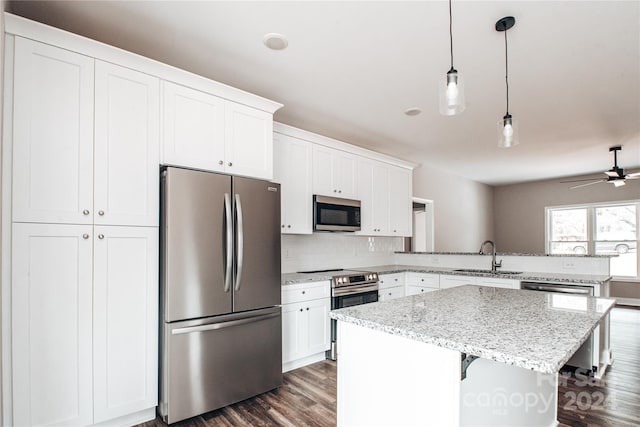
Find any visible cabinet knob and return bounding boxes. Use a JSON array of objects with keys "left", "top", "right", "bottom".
[
  {"left": 219, "top": 160, "right": 224, "bottom": 165},
  {"left": 228, "top": 162, "right": 233, "bottom": 167},
  {"left": 388, "top": 292, "right": 392, "bottom": 296},
  {"left": 98, "top": 234, "right": 104, "bottom": 239},
  {"left": 82, "top": 233, "right": 89, "bottom": 239},
  {"left": 98, "top": 210, "right": 105, "bottom": 216},
  {"left": 333, "top": 189, "right": 337, "bottom": 193},
  {"left": 338, "top": 190, "right": 342, "bottom": 193},
  {"left": 394, "top": 229, "right": 397, "bottom": 232},
  {"left": 394, "top": 278, "right": 398, "bottom": 282},
  {"left": 287, "top": 225, "right": 291, "bottom": 228},
  {"left": 83, "top": 209, "right": 90, "bottom": 215},
  {"left": 306, "top": 307, "right": 309, "bottom": 311},
  {"left": 300, "top": 308, "right": 303, "bottom": 312},
  {"left": 302, "top": 291, "right": 306, "bottom": 294},
  {"left": 282, "top": 224, "right": 285, "bottom": 228},
  {"left": 421, "top": 279, "right": 424, "bottom": 282}
]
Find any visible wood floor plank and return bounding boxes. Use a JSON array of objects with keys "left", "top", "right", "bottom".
[{"left": 142, "top": 306, "right": 639, "bottom": 426}]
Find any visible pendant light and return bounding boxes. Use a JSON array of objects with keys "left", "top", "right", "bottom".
[
  {"left": 439, "top": 0, "right": 465, "bottom": 115},
  {"left": 496, "top": 16, "right": 518, "bottom": 148}
]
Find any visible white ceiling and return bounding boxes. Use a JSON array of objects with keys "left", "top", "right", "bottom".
[{"left": 7, "top": 1, "right": 640, "bottom": 185}]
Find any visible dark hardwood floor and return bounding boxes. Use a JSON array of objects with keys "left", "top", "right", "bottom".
[{"left": 141, "top": 307, "right": 639, "bottom": 426}]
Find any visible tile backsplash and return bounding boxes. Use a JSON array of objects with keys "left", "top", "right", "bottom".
[{"left": 282, "top": 234, "right": 403, "bottom": 273}]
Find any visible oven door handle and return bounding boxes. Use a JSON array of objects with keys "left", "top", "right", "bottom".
[{"left": 333, "top": 284, "right": 379, "bottom": 297}]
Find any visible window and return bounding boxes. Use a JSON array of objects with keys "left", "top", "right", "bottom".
[{"left": 546, "top": 201, "right": 639, "bottom": 278}]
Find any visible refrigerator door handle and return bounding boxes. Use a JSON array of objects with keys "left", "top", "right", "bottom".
[
  {"left": 234, "top": 193, "right": 244, "bottom": 291},
  {"left": 223, "top": 193, "right": 233, "bottom": 293},
  {"left": 171, "top": 312, "right": 279, "bottom": 335}
]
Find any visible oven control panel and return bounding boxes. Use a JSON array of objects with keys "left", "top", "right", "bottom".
[{"left": 333, "top": 272, "right": 378, "bottom": 288}]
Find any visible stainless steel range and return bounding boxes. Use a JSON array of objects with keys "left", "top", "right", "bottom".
[{"left": 329, "top": 269, "right": 379, "bottom": 360}]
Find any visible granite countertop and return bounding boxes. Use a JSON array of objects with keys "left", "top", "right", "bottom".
[
  {"left": 282, "top": 265, "right": 612, "bottom": 286},
  {"left": 330, "top": 285, "right": 615, "bottom": 374},
  {"left": 396, "top": 251, "right": 615, "bottom": 258}
]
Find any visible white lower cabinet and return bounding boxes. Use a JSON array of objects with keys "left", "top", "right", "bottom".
[
  {"left": 378, "top": 273, "right": 406, "bottom": 301},
  {"left": 439, "top": 275, "right": 477, "bottom": 289},
  {"left": 379, "top": 286, "right": 405, "bottom": 301},
  {"left": 11, "top": 223, "right": 158, "bottom": 426},
  {"left": 406, "top": 285, "right": 439, "bottom": 296},
  {"left": 93, "top": 226, "right": 158, "bottom": 423},
  {"left": 476, "top": 277, "right": 520, "bottom": 289},
  {"left": 281, "top": 282, "right": 331, "bottom": 372}
]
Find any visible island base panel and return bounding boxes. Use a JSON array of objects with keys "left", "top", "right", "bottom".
[{"left": 336, "top": 321, "right": 558, "bottom": 427}]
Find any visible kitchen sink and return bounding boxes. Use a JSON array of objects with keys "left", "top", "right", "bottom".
[{"left": 453, "top": 268, "right": 522, "bottom": 275}]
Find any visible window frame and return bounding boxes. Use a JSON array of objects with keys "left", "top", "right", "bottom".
[{"left": 545, "top": 200, "right": 640, "bottom": 281}]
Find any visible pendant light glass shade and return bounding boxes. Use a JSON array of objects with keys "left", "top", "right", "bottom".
[
  {"left": 439, "top": 68, "right": 465, "bottom": 115},
  {"left": 497, "top": 113, "right": 519, "bottom": 148},
  {"left": 496, "top": 16, "right": 517, "bottom": 148},
  {"left": 439, "top": 0, "right": 464, "bottom": 116}
]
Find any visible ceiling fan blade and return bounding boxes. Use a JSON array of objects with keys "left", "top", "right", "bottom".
[
  {"left": 560, "top": 177, "right": 605, "bottom": 183},
  {"left": 626, "top": 171, "right": 640, "bottom": 178},
  {"left": 569, "top": 179, "right": 606, "bottom": 189}
]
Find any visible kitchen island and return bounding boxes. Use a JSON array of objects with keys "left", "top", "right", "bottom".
[{"left": 330, "top": 285, "right": 615, "bottom": 427}]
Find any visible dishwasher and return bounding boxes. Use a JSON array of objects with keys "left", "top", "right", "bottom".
[{"left": 521, "top": 281, "right": 598, "bottom": 374}]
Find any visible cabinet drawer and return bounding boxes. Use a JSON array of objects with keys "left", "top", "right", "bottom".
[
  {"left": 282, "top": 281, "right": 330, "bottom": 305},
  {"left": 378, "top": 286, "right": 405, "bottom": 302},
  {"left": 406, "top": 272, "right": 439, "bottom": 288},
  {"left": 379, "top": 273, "right": 405, "bottom": 289},
  {"left": 406, "top": 285, "right": 439, "bottom": 296}
]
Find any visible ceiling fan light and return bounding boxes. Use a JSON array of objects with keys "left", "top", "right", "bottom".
[
  {"left": 613, "top": 180, "right": 626, "bottom": 187},
  {"left": 498, "top": 114, "right": 519, "bottom": 148},
  {"left": 439, "top": 69, "right": 465, "bottom": 115}
]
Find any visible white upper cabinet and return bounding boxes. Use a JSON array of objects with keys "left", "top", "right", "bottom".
[
  {"left": 93, "top": 226, "right": 159, "bottom": 423},
  {"left": 388, "top": 165, "right": 412, "bottom": 236},
  {"left": 312, "top": 145, "right": 357, "bottom": 199},
  {"left": 162, "top": 81, "right": 226, "bottom": 173},
  {"left": 225, "top": 102, "right": 273, "bottom": 180},
  {"left": 162, "top": 81, "right": 274, "bottom": 180},
  {"left": 358, "top": 159, "right": 391, "bottom": 235},
  {"left": 273, "top": 133, "right": 313, "bottom": 234},
  {"left": 11, "top": 223, "right": 94, "bottom": 427},
  {"left": 12, "top": 38, "right": 95, "bottom": 225},
  {"left": 94, "top": 61, "right": 160, "bottom": 227}
]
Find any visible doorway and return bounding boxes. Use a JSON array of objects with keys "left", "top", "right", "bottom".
[{"left": 410, "top": 198, "right": 434, "bottom": 252}]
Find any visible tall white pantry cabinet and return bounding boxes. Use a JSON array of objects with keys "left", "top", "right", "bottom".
[{"left": 8, "top": 37, "right": 160, "bottom": 426}]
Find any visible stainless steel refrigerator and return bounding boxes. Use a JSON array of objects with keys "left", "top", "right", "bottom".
[{"left": 159, "top": 166, "right": 282, "bottom": 424}]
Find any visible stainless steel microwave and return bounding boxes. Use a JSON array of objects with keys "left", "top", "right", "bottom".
[{"left": 313, "top": 195, "right": 361, "bottom": 232}]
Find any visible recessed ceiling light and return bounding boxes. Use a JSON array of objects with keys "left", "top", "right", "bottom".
[
  {"left": 263, "top": 33, "right": 288, "bottom": 50},
  {"left": 404, "top": 107, "right": 422, "bottom": 116}
]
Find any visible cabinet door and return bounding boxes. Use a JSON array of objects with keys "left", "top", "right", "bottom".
[
  {"left": 162, "top": 81, "right": 225, "bottom": 172},
  {"left": 306, "top": 298, "right": 331, "bottom": 356},
  {"left": 94, "top": 61, "right": 160, "bottom": 227},
  {"left": 12, "top": 223, "right": 93, "bottom": 427},
  {"left": 356, "top": 160, "right": 374, "bottom": 234},
  {"left": 274, "top": 134, "right": 312, "bottom": 234},
  {"left": 334, "top": 151, "right": 358, "bottom": 199},
  {"left": 93, "top": 226, "right": 159, "bottom": 422},
  {"left": 225, "top": 102, "right": 273, "bottom": 179},
  {"left": 370, "top": 161, "right": 390, "bottom": 234},
  {"left": 379, "top": 286, "right": 405, "bottom": 301},
  {"left": 12, "top": 37, "right": 94, "bottom": 225},
  {"left": 312, "top": 145, "right": 335, "bottom": 197},
  {"left": 388, "top": 166, "right": 412, "bottom": 236},
  {"left": 282, "top": 302, "right": 305, "bottom": 364}
]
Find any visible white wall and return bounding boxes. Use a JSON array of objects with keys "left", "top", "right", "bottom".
[
  {"left": 281, "top": 234, "right": 402, "bottom": 273},
  {"left": 413, "top": 163, "right": 494, "bottom": 252},
  {"left": 494, "top": 174, "right": 640, "bottom": 253}
]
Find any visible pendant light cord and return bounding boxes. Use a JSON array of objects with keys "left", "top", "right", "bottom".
[
  {"left": 504, "top": 29, "right": 509, "bottom": 114},
  {"left": 449, "top": 0, "right": 454, "bottom": 69}
]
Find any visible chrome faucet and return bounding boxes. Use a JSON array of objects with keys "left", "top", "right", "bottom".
[{"left": 479, "top": 240, "right": 502, "bottom": 273}]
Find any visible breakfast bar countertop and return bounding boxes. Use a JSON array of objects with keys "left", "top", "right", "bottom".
[{"left": 330, "top": 285, "right": 615, "bottom": 374}]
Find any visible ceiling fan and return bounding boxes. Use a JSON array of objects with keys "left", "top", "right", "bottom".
[{"left": 562, "top": 145, "right": 640, "bottom": 189}]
